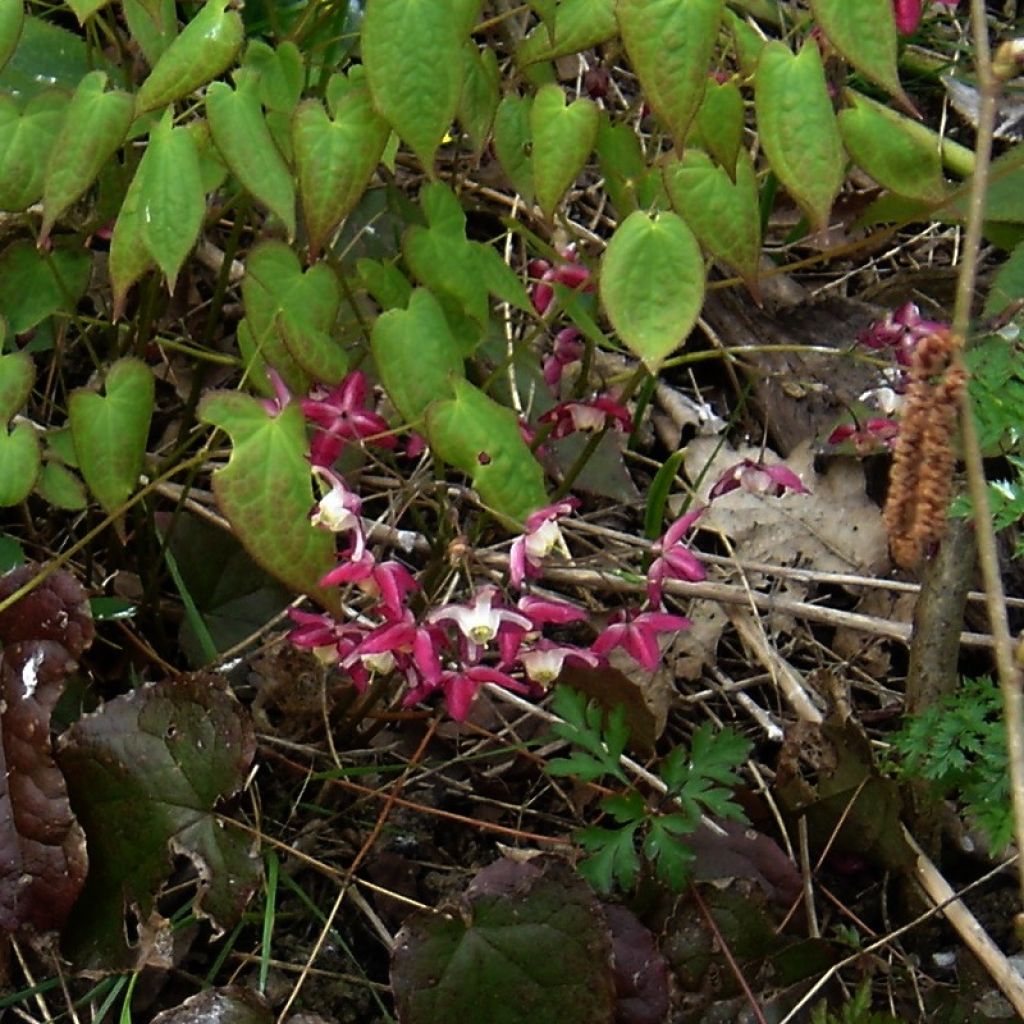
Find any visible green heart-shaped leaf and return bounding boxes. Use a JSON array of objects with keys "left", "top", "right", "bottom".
[
  {"left": 0, "top": 0, "right": 24, "bottom": 74},
  {"left": 695, "top": 79, "right": 744, "bottom": 176},
  {"left": 839, "top": 90, "right": 950, "bottom": 203},
  {"left": 0, "top": 420, "right": 39, "bottom": 506},
  {"left": 530, "top": 84, "right": 598, "bottom": 220},
  {"left": 458, "top": 43, "right": 499, "bottom": 156},
  {"left": 517, "top": 0, "right": 616, "bottom": 64},
  {"left": 109, "top": 151, "right": 154, "bottom": 320},
  {"left": 242, "top": 241, "right": 347, "bottom": 387},
  {"left": 207, "top": 79, "right": 296, "bottom": 239},
  {"left": 0, "top": 91, "right": 67, "bottom": 212},
  {"left": 362, "top": 0, "right": 466, "bottom": 171},
  {"left": 137, "top": 109, "right": 206, "bottom": 292},
  {"left": 810, "top": 0, "right": 909, "bottom": 109},
  {"left": 663, "top": 148, "right": 761, "bottom": 294},
  {"left": 122, "top": 0, "right": 177, "bottom": 67},
  {"left": 0, "top": 350, "right": 33, "bottom": 422},
  {"left": 617, "top": 0, "right": 724, "bottom": 149},
  {"left": 198, "top": 392, "right": 337, "bottom": 603},
  {"left": 41, "top": 71, "right": 134, "bottom": 240},
  {"left": 493, "top": 94, "right": 534, "bottom": 202},
  {"left": 371, "top": 288, "right": 465, "bottom": 423},
  {"left": 66, "top": 0, "right": 112, "bottom": 22},
  {"left": 0, "top": 241, "right": 90, "bottom": 334},
  {"left": 292, "top": 86, "right": 390, "bottom": 259},
  {"left": 242, "top": 39, "right": 304, "bottom": 114},
  {"left": 600, "top": 210, "right": 705, "bottom": 371},
  {"left": 425, "top": 378, "right": 548, "bottom": 522},
  {"left": 755, "top": 41, "right": 845, "bottom": 231},
  {"left": 69, "top": 357, "right": 154, "bottom": 515},
  {"left": 35, "top": 460, "right": 87, "bottom": 510}
]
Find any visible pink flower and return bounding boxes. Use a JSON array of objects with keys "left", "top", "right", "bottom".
[
  {"left": 892, "top": 0, "right": 957, "bottom": 34},
  {"left": 260, "top": 367, "right": 293, "bottom": 417},
  {"left": 529, "top": 249, "right": 593, "bottom": 316},
  {"left": 543, "top": 327, "right": 585, "bottom": 389},
  {"left": 538, "top": 395, "right": 633, "bottom": 440},
  {"left": 591, "top": 609, "right": 691, "bottom": 672},
  {"left": 498, "top": 593, "right": 589, "bottom": 666},
  {"left": 309, "top": 468, "right": 365, "bottom": 557},
  {"left": 647, "top": 506, "right": 706, "bottom": 607},
  {"left": 708, "top": 459, "right": 808, "bottom": 501},
  {"left": 858, "top": 302, "right": 947, "bottom": 365},
  {"left": 320, "top": 551, "right": 417, "bottom": 620},
  {"left": 428, "top": 587, "right": 532, "bottom": 652},
  {"left": 343, "top": 611, "right": 444, "bottom": 686},
  {"left": 301, "top": 370, "right": 395, "bottom": 467},
  {"left": 827, "top": 418, "right": 900, "bottom": 454},
  {"left": 509, "top": 499, "right": 577, "bottom": 588},
  {"left": 519, "top": 640, "right": 598, "bottom": 686},
  {"left": 404, "top": 665, "right": 531, "bottom": 722}
]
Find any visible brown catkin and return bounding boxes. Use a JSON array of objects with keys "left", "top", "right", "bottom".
[{"left": 883, "top": 330, "right": 966, "bottom": 570}]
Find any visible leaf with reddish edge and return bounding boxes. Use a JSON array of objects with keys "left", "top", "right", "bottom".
[
  {"left": 517, "top": 0, "right": 617, "bottom": 65},
  {"left": 755, "top": 41, "right": 845, "bottom": 232},
  {"left": 617, "top": 0, "right": 724, "bottom": 150},
  {"left": 0, "top": 564, "right": 93, "bottom": 935},
  {"left": 199, "top": 393, "right": 338, "bottom": 608},
  {"left": 57, "top": 675, "right": 259, "bottom": 972},
  {"left": 391, "top": 857, "right": 616, "bottom": 1024},
  {"left": 809, "top": 0, "right": 911, "bottom": 111},
  {"left": 530, "top": 84, "right": 598, "bottom": 220},
  {"left": 600, "top": 210, "right": 705, "bottom": 371}
]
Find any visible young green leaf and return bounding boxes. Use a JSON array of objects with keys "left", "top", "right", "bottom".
[
  {"left": 600, "top": 210, "right": 705, "bottom": 371},
  {"left": 617, "top": 0, "right": 724, "bottom": 149},
  {"left": 0, "top": 241, "right": 90, "bottom": 334},
  {"left": 108, "top": 152, "right": 154, "bottom": 321},
  {"left": 40, "top": 71, "right": 134, "bottom": 242},
  {"left": 663, "top": 148, "right": 761, "bottom": 295},
  {"left": 134, "top": 0, "right": 243, "bottom": 115},
  {"left": 207, "top": 79, "right": 296, "bottom": 240},
  {"left": 0, "top": 350, "right": 38, "bottom": 506},
  {"left": 35, "top": 460, "right": 87, "bottom": 510},
  {"left": 198, "top": 393, "right": 338, "bottom": 605},
  {"left": 371, "top": 288, "right": 464, "bottom": 423},
  {"left": 242, "top": 39, "right": 304, "bottom": 114},
  {"left": 0, "top": 0, "right": 24, "bottom": 74},
  {"left": 425, "top": 378, "right": 549, "bottom": 521},
  {"left": 69, "top": 358, "right": 154, "bottom": 516},
  {"left": 725, "top": 8, "right": 765, "bottom": 76},
  {"left": 577, "top": 823, "right": 642, "bottom": 892},
  {"left": 809, "top": 0, "right": 909, "bottom": 109},
  {"left": 695, "top": 78, "right": 744, "bottom": 176},
  {"left": 0, "top": 91, "right": 67, "bottom": 212},
  {"left": 137, "top": 109, "right": 206, "bottom": 292},
  {"left": 643, "top": 449, "right": 688, "bottom": 540},
  {"left": 361, "top": 0, "right": 466, "bottom": 171},
  {"left": 493, "top": 94, "right": 534, "bottom": 201},
  {"left": 530, "top": 84, "right": 598, "bottom": 220},
  {"left": 644, "top": 817, "right": 696, "bottom": 889},
  {"left": 596, "top": 115, "right": 646, "bottom": 217},
  {"left": 292, "top": 87, "right": 390, "bottom": 259},
  {"left": 838, "top": 90, "right": 950, "bottom": 203},
  {"left": 517, "top": 0, "right": 617, "bottom": 65},
  {"left": 358, "top": 258, "right": 413, "bottom": 310},
  {"left": 122, "top": 0, "right": 177, "bottom": 67},
  {"left": 458, "top": 43, "right": 499, "bottom": 156},
  {"left": 755, "top": 41, "right": 846, "bottom": 232}
]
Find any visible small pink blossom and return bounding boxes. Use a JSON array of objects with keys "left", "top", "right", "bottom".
[
  {"left": 647, "top": 506, "right": 706, "bottom": 607},
  {"left": 539, "top": 395, "right": 633, "bottom": 440},
  {"left": 519, "top": 640, "right": 599, "bottom": 686},
  {"left": 827, "top": 418, "right": 900, "bottom": 454},
  {"left": 892, "top": 0, "right": 957, "bottom": 35},
  {"left": 301, "top": 370, "right": 395, "bottom": 467},
  {"left": 543, "top": 327, "right": 585, "bottom": 389},
  {"left": 858, "top": 302, "right": 947, "bottom": 365},
  {"left": 529, "top": 249, "right": 593, "bottom": 316},
  {"left": 404, "top": 664, "right": 530, "bottom": 722},
  {"left": 708, "top": 459, "right": 808, "bottom": 501},
  {"left": 498, "top": 593, "right": 589, "bottom": 666},
  {"left": 260, "top": 367, "right": 293, "bottom": 417},
  {"left": 592, "top": 609, "right": 691, "bottom": 672},
  {"left": 509, "top": 499, "right": 577, "bottom": 588},
  {"left": 309, "top": 468, "right": 365, "bottom": 558},
  {"left": 428, "top": 587, "right": 533, "bottom": 650},
  {"left": 343, "top": 612, "right": 444, "bottom": 686},
  {"left": 320, "top": 551, "right": 417, "bottom": 620}
]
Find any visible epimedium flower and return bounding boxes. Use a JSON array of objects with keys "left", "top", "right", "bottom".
[
  {"left": 404, "top": 664, "right": 531, "bottom": 723},
  {"left": 708, "top": 459, "right": 809, "bottom": 501},
  {"left": 498, "top": 592, "right": 589, "bottom": 666},
  {"left": 858, "top": 301, "right": 947, "bottom": 366},
  {"left": 519, "top": 640, "right": 599, "bottom": 687},
  {"left": 538, "top": 395, "right": 633, "bottom": 440},
  {"left": 892, "top": 0, "right": 958, "bottom": 35},
  {"left": 342, "top": 610, "right": 444, "bottom": 687},
  {"left": 827, "top": 418, "right": 900, "bottom": 455},
  {"left": 301, "top": 370, "right": 396, "bottom": 468},
  {"left": 309, "top": 467, "right": 366, "bottom": 556},
  {"left": 509, "top": 499, "right": 577, "bottom": 588},
  {"left": 428, "top": 586, "right": 533, "bottom": 652},
  {"left": 259, "top": 367, "right": 293, "bottom": 418},
  {"left": 591, "top": 609, "right": 692, "bottom": 673},
  {"left": 320, "top": 549, "right": 418, "bottom": 621},
  {"left": 543, "top": 327, "right": 585, "bottom": 390},
  {"left": 528, "top": 248, "right": 594, "bottom": 316},
  {"left": 647, "top": 506, "right": 707, "bottom": 608}
]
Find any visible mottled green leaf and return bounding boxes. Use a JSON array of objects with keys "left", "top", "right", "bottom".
[
  {"left": 40, "top": 71, "right": 134, "bottom": 241},
  {"left": 69, "top": 357, "right": 154, "bottom": 515},
  {"left": 530, "top": 84, "right": 598, "bottom": 220},
  {"left": 839, "top": 90, "right": 949, "bottom": 202},
  {"left": 137, "top": 110, "right": 206, "bottom": 291},
  {"left": 617, "top": 0, "right": 723, "bottom": 149},
  {"left": 426, "top": 378, "right": 548, "bottom": 521},
  {"left": 0, "top": 91, "right": 67, "bottom": 212},
  {"left": 242, "top": 241, "right": 347, "bottom": 386},
  {"left": 0, "top": 241, "right": 90, "bottom": 334},
  {"left": 35, "top": 460, "right": 87, "bottom": 510},
  {"left": 695, "top": 79, "right": 744, "bottom": 176},
  {"left": 600, "top": 210, "right": 704, "bottom": 371},
  {"left": 0, "top": 0, "right": 23, "bottom": 74},
  {"left": 810, "top": 0, "right": 908, "bottom": 107},
  {"left": 57, "top": 677, "right": 259, "bottom": 972},
  {"left": 371, "top": 288, "right": 464, "bottom": 423},
  {"left": 0, "top": 350, "right": 32, "bottom": 421},
  {"left": 207, "top": 79, "right": 295, "bottom": 239},
  {"left": 198, "top": 393, "right": 337, "bottom": 601},
  {"left": 663, "top": 148, "right": 761, "bottom": 293},
  {"left": 292, "top": 84, "right": 390, "bottom": 259},
  {"left": 0, "top": 351, "right": 37, "bottom": 506},
  {"left": 122, "top": 0, "right": 177, "bottom": 67},
  {"left": 358, "top": 258, "right": 413, "bottom": 310},
  {"left": 0, "top": 16, "right": 87, "bottom": 100},
  {"left": 755, "top": 41, "right": 845, "bottom": 231},
  {"left": 517, "top": 0, "right": 617, "bottom": 64},
  {"left": 362, "top": 0, "right": 466, "bottom": 170},
  {"left": 135, "top": 0, "right": 244, "bottom": 115},
  {"left": 458, "top": 43, "right": 499, "bottom": 156},
  {"left": 493, "top": 94, "right": 534, "bottom": 201}
]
